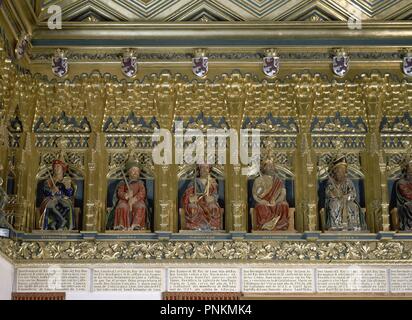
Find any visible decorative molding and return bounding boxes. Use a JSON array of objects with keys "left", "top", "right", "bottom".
[
  {"left": 103, "top": 113, "right": 159, "bottom": 133},
  {"left": 380, "top": 113, "right": 412, "bottom": 134},
  {"left": 30, "top": 0, "right": 412, "bottom": 22},
  {"left": 34, "top": 112, "right": 91, "bottom": 134},
  {"left": 1, "top": 239, "right": 411, "bottom": 262},
  {"left": 311, "top": 113, "right": 367, "bottom": 134},
  {"left": 243, "top": 114, "right": 298, "bottom": 133},
  {"left": 29, "top": 51, "right": 404, "bottom": 63},
  {"left": 175, "top": 113, "right": 229, "bottom": 131}
]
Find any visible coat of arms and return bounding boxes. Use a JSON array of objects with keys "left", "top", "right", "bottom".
[
  {"left": 263, "top": 56, "right": 280, "bottom": 78},
  {"left": 403, "top": 56, "right": 412, "bottom": 77},
  {"left": 192, "top": 51, "right": 208, "bottom": 78},
  {"left": 332, "top": 50, "right": 349, "bottom": 77},
  {"left": 15, "top": 34, "right": 31, "bottom": 60},
  {"left": 121, "top": 50, "right": 138, "bottom": 78},
  {"left": 52, "top": 49, "right": 68, "bottom": 78}
]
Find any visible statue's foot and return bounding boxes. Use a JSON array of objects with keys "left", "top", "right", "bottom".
[
  {"left": 328, "top": 227, "right": 341, "bottom": 231},
  {"left": 59, "top": 219, "right": 67, "bottom": 229}
]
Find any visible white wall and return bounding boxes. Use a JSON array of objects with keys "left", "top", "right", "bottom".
[{"left": 0, "top": 254, "right": 14, "bottom": 300}]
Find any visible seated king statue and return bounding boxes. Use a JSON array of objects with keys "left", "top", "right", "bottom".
[
  {"left": 110, "top": 160, "right": 148, "bottom": 231},
  {"left": 393, "top": 157, "right": 412, "bottom": 231},
  {"left": 324, "top": 155, "right": 367, "bottom": 231},
  {"left": 252, "top": 160, "right": 289, "bottom": 231},
  {"left": 181, "top": 164, "right": 224, "bottom": 231},
  {"left": 39, "top": 159, "right": 76, "bottom": 230}
]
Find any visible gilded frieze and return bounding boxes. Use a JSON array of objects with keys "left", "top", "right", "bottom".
[{"left": 1, "top": 239, "right": 411, "bottom": 262}]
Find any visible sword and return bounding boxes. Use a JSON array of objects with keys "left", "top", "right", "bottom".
[
  {"left": 121, "top": 169, "right": 133, "bottom": 212},
  {"left": 46, "top": 168, "right": 58, "bottom": 193}
]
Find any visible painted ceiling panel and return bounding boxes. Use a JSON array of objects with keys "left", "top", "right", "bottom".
[{"left": 30, "top": 0, "right": 412, "bottom": 21}]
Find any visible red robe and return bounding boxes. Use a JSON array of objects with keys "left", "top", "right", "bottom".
[
  {"left": 399, "top": 179, "right": 412, "bottom": 200},
  {"left": 114, "top": 180, "right": 147, "bottom": 230},
  {"left": 397, "top": 178, "right": 412, "bottom": 230},
  {"left": 182, "top": 178, "right": 223, "bottom": 230},
  {"left": 254, "top": 177, "right": 289, "bottom": 231}
]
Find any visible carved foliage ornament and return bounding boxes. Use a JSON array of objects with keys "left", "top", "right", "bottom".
[
  {"left": 380, "top": 113, "right": 412, "bottom": 133},
  {"left": 103, "top": 113, "right": 159, "bottom": 133},
  {"left": 0, "top": 239, "right": 411, "bottom": 261},
  {"left": 243, "top": 114, "right": 298, "bottom": 133},
  {"left": 311, "top": 112, "right": 367, "bottom": 134},
  {"left": 34, "top": 112, "right": 91, "bottom": 133}
]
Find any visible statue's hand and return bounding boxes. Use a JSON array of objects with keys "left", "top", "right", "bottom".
[
  {"left": 129, "top": 197, "right": 137, "bottom": 206},
  {"left": 206, "top": 195, "right": 215, "bottom": 203},
  {"left": 126, "top": 190, "right": 134, "bottom": 200},
  {"left": 258, "top": 199, "right": 270, "bottom": 206},
  {"left": 63, "top": 177, "right": 72, "bottom": 189},
  {"left": 256, "top": 186, "right": 264, "bottom": 196},
  {"left": 189, "top": 195, "right": 198, "bottom": 204}
]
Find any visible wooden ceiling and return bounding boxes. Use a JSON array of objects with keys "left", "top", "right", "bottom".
[{"left": 28, "top": 0, "right": 412, "bottom": 22}]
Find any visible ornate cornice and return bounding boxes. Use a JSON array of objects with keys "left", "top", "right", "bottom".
[
  {"left": 2, "top": 1, "right": 412, "bottom": 77},
  {"left": 30, "top": 21, "right": 412, "bottom": 48},
  {"left": 28, "top": 51, "right": 405, "bottom": 63}
]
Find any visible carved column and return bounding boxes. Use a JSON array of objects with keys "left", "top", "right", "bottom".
[
  {"left": 84, "top": 132, "right": 104, "bottom": 232},
  {"left": 83, "top": 76, "right": 106, "bottom": 232},
  {"left": 0, "top": 50, "right": 14, "bottom": 223},
  {"left": 364, "top": 78, "right": 387, "bottom": 232},
  {"left": 295, "top": 78, "right": 317, "bottom": 231},
  {"left": 157, "top": 165, "right": 174, "bottom": 232},
  {"left": 225, "top": 73, "right": 247, "bottom": 232},
  {"left": 0, "top": 122, "right": 8, "bottom": 189},
  {"left": 154, "top": 72, "right": 176, "bottom": 232},
  {"left": 19, "top": 132, "right": 38, "bottom": 232}
]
